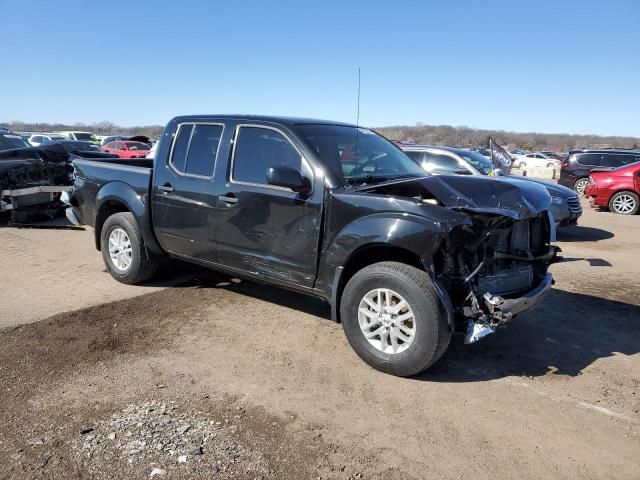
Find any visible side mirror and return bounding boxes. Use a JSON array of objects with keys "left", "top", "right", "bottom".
[
  {"left": 267, "top": 166, "right": 311, "bottom": 194},
  {"left": 453, "top": 167, "right": 473, "bottom": 175}
]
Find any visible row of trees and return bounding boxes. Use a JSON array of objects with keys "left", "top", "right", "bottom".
[
  {"left": 376, "top": 124, "right": 640, "bottom": 151},
  {"left": 3, "top": 120, "right": 639, "bottom": 152},
  {"left": 2, "top": 121, "right": 164, "bottom": 139}
]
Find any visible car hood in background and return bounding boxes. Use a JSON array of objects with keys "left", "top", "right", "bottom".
[
  {"left": 500, "top": 176, "right": 577, "bottom": 198},
  {"left": 357, "top": 174, "right": 551, "bottom": 219}
]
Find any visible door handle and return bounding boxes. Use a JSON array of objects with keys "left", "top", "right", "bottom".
[
  {"left": 158, "top": 184, "right": 174, "bottom": 193},
  {"left": 219, "top": 194, "right": 238, "bottom": 204}
]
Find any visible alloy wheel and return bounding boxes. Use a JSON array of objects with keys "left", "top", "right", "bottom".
[
  {"left": 358, "top": 288, "right": 416, "bottom": 354},
  {"left": 611, "top": 194, "right": 637, "bottom": 214},
  {"left": 108, "top": 228, "right": 133, "bottom": 271}
]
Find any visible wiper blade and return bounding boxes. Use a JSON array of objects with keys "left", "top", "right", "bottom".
[{"left": 347, "top": 173, "right": 426, "bottom": 189}]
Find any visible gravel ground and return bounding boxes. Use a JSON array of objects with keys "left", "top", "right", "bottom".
[{"left": 0, "top": 201, "right": 638, "bottom": 479}]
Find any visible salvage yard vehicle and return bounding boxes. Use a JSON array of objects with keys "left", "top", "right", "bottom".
[
  {"left": 55, "top": 131, "right": 100, "bottom": 145},
  {"left": 558, "top": 149, "right": 640, "bottom": 195},
  {"left": 515, "top": 152, "right": 560, "bottom": 169},
  {"left": 402, "top": 145, "right": 582, "bottom": 226},
  {"left": 102, "top": 140, "right": 151, "bottom": 158},
  {"left": 68, "top": 115, "right": 559, "bottom": 377},
  {"left": 0, "top": 143, "right": 116, "bottom": 222},
  {"left": 28, "top": 133, "right": 68, "bottom": 146},
  {"left": 0, "top": 130, "right": 30, "bottom": 150},
  {"left": 584, "top": 161, "right": 640, "bottom": 215}
]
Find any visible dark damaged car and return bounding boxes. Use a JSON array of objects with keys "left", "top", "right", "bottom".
[
  {"left": 0, "top": 142, "right": 116, "bottom": 222},
  {"left": 67, "top": 116, "right": 559, "bottom": 376}
]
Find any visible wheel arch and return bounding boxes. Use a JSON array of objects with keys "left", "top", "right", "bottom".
[
  {"left": 329, "top": 243, "right": 454, "bottom": 329},
  {"left": 94, "top": 182, "right": 163, "bottom": 254}
]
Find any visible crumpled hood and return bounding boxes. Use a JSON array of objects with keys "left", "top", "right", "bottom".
[{"left": 359, "top": 174, "right": 551, "bottom": 219}]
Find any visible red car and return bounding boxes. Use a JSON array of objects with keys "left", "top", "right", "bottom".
[
  {"left": 584, "top": 161, "right": 640, "bottom": 215},
  {"left": 102, "top": 141, "right": 151, "bottom": 159}
]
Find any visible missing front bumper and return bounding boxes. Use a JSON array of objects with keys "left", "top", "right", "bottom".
[{"left": 464, "top": 273, "right": 553, "bottom": 344}]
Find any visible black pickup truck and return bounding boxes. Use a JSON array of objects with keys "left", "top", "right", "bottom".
[{"left": 68, "top": 115, "right": 559, "bottom": 376}]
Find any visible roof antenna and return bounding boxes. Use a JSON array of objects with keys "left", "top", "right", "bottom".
[
  {"left": 353, "top": 67, "right": 361, "bottom": 186},
  {"left": 356, "top": 67, "right": 361, "bottom": 127}
]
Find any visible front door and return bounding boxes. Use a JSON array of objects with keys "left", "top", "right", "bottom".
[{"left": 213, "top": 124, "right": 323, "bottom": 288}]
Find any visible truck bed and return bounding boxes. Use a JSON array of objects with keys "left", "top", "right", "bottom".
[{"left": 71, "top": 155, "right": 154, "bottom": 228}]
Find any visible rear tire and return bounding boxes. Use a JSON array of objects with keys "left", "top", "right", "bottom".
[
  {"left": 340, "top": 262, "right": 451, "bottom": 377},
  {"left": 608, "top": 191, "right": 639, "bottom": 215},
  {"left": 101, "top": 212, "right": 158, "bottom": 284},
  {"left": 574, "top": 178, "right": 589, "bottom": 195}
]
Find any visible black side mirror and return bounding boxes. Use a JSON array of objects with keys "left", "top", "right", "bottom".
[
  {"left": 453, "top": 167, "right": 473, "bottom": 175},
  {"left": 267, "top": 166, "right": 311, "bottom": 193}
]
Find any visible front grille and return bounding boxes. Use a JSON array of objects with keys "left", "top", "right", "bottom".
[{"left": 567, "top": 196, "right": 582, "bottom": 213}]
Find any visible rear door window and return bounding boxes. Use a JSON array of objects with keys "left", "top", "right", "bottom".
[
  {"left": 232, "top": 126, "right": 301, "bottom": 185},
  {"left": 576, "top": 154, "right": 602, "bottom": 166},
  {"left": 170, "top": 125, "right": 193, "bottom": 172},
  {"left": 601, "top": 154, "right": 638, "bottom": 168},
  {"left": 183, "top": 124, "right": 223, "bottom": 177}
]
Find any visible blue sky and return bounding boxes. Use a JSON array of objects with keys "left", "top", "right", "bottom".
[{"left": 1, "top": 0, "right": 638, "bottom": 136}]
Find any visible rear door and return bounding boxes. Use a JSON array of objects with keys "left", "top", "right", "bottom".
[
  {"left": 152, "top": 122, "right": 227, "bottom": 263},
  {"left": 212, "top": 123, "right": 323, "bottom": 287}
]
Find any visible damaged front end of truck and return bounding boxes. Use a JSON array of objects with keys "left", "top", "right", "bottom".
[
  {"left": 436, "top": 210, "right": 558, "bottom": 342},
  {"left": 425, "top": 175, "right": 560, "bottom": 342},
  {"left": 359, "top": 174, "right": 560, "bottom": 343}
]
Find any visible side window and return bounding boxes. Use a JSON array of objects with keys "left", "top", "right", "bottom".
[
  {"left": 233, "top": 127, "right": 301, "bottom": 185},
  {"left": 404, "top": 151, "right": 425, "bottom": 164},
  {"left": 422, "top": 152, "right": 460, "bottom": 173},
  {"left": 609, "top": 154, "right": 637, "bottom": 167},
  {"left": 183, "top": 124, "right": 223, "bottom": 176},
  {"left": 576, "top": 154, "right": 602, "bottom": 166},
  {"left": 600, "top": 154, "right": 620, "bottom": 168},
  {"left": 170, "top": 124, "right": 193, "bottom": 172}
]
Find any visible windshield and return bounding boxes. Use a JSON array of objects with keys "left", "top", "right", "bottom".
[
  {"left": 459, "top": 150, "right": 494, "bottom": 175},
  {"left": 294, "top": 124, "right": 426, "bottom": 185},
  {"left": 0, "top": 133, "right": 29, "bottom": 150},
  {"left": 74, "top": 132, "right": 97, "bottom": 141}
]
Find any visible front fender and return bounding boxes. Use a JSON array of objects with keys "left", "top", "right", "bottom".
[
  {"left": 316, "top": 212, "right": 459, "bottom": 295},
  {"left": 327, "top": 212, "right": 451, "bottom": 265},
  {"left": 94, "top": 182, "right": 163, "bottom": 255},
  {"left": 318, "top": 213, "right": 461, "bottom": 325}
]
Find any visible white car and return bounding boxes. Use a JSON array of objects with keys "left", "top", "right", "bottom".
[
  {"left": 515, "top": 153, "right": 560, "bottom": 169},
  {"left": 28, "top": 133, "right": 67, "bottom": 146}
]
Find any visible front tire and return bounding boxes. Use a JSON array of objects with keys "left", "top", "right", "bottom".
[
  {"left": 340, "top": 262, "right": 451, "bottom": 377},
  {"left": 609, "top": 191, "right": 639, "bottom": 215},
  {"left": 101, "top": 212, "right": 158, "bottom": 284}
]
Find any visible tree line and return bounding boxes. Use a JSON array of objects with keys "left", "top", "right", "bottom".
[
  {"left": 2, "top": 121, "right": 164, "bottom": 139},
  {"left": 3, "top": 120, "right": 639, "bottom": 152},
  {"left": 376, "top": 124, "right": 640, "bottom": 151}
]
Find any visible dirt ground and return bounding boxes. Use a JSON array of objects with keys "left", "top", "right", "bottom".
[{"left": 0, "top": 202, "right": 638, "bottom": 479}]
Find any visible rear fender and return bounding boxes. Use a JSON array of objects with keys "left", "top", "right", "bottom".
[{"left": 94, "top": 181, "right": 163, "bottom": 255}]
